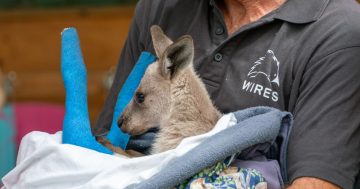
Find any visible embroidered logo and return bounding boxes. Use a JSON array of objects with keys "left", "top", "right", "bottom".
[
  {"left": 248, "top": 50, "right": 280, "bottom": 87},
  {"left": 241, "top": 50, "right": 280, "bottom": 102}
]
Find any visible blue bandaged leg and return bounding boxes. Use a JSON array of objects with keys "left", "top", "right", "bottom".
[
  {"left": 61, "top": 28, "right": 112, "bottom": 154},
  {"left": 107, "top": 52, "right": 156, "bottom": 148},
  {"left": 61, "top": 27, "right": 156, "bottom": 153}
]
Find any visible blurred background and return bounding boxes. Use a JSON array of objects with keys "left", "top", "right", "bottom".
[
  {"left": 0, "top": 0, "right": 137, "bottom": 181},
  {"left": 1, "top": 0, "right": 360, "bottom": 184}
]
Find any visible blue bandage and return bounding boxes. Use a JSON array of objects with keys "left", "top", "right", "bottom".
[
  {"left": 61, "top": 27, "right": 155, "bottom": 153},
  {"left": 107, "top": 52, "right": 156, "bottom": 148},
  {"left": 61, "top": 27, "right": 112, "bottom": 154}
]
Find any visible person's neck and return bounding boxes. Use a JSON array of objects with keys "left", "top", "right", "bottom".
[{"left": 217, "top": 0, "right": 286, "bottom": 35}]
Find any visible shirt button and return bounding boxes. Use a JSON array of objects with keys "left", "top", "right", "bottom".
[
  {"left": 215, "top": 27, "right": 224, "bottom": 35},
  {"left": 214, "top": 53, "right": 223, "bottom": 62}
]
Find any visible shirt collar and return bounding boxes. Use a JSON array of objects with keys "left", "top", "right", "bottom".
[
  {"left": 209, "top": 0, "right": 329, "bottom": 24},
  {"left": 274, "top": 0, "right": 329, "bottom": 24}
]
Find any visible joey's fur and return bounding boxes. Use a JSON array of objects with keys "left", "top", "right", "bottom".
[{"left": 117, "top": 26, "right": 221, "bottom": 155}]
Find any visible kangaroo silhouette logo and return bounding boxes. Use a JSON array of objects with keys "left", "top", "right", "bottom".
[{"left": 248, "top": 50, "right": 280, "bottom": 87}]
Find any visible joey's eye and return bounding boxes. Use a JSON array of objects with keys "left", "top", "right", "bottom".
[{"left": 135, "top": 92, "right": 145, "bottom": 104}]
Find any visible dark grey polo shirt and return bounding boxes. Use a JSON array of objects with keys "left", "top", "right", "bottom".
[{"left": 94, "top": 0, "right": 360, "bottom": 188}]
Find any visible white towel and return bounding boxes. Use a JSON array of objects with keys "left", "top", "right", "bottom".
[{"left": 1, "top": 114, "right": 236, "bottom": 189}]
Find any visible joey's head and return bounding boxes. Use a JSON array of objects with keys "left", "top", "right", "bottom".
[{"left": 119, "top": 25, "right": 194, "bottom": 136}]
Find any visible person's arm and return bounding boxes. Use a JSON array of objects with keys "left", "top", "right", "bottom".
[
  {"left": 287, "top": 177, "right": 340, "bottom": 189},
  {"left": 287, "top": 47, "right": 360, "bottom": 189}
]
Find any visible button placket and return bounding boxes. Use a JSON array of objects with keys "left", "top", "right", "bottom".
[
  {"left": 215, "top": 27, "right": 224, "bottom": 35},
  {"left": 214, "top": 53, "right": 223, "bottom": 62}
]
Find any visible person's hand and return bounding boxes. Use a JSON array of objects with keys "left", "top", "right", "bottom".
[{"left": 125, "top": 128, "right": 159, "bottom": 155}]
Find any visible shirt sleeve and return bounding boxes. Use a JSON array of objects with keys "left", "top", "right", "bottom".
[
  {"left": 287, "top": 47, "right": 360, "bottom": 189},
  {"left": 92, "top": 0, "right": 148, "bottom": 136}
]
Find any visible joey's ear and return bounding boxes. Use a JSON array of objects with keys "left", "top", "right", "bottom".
[
  {"left": 150, "top": 25, "right": 173, "bottom": 58},
  {"left": 159, "top": 36, "right": 194, "bottom": 80}
]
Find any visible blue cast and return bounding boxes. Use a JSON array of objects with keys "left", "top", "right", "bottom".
[{"left": 61, "top": 27, "right": 155, "bottom": 154}]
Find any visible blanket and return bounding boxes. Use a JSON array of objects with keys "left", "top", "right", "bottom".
[
  {"left": 127, "top": 107, "right": 291, "bottom": 189},
  {"left": 1, "top": 107, "right": 291, "bottom": 189}
]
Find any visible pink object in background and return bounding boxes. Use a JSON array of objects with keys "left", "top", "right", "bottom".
[{"left": 14, "top": 103, "right": 64, "bottom": 147}]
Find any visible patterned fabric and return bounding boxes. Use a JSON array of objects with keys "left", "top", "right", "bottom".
[{"left": 177, "top": 162, "right": 267, "bottom": 189}]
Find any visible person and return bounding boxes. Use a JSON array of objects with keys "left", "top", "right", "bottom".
[{"left": 93, "top": 0, "right": 360, "bottom": 188}]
